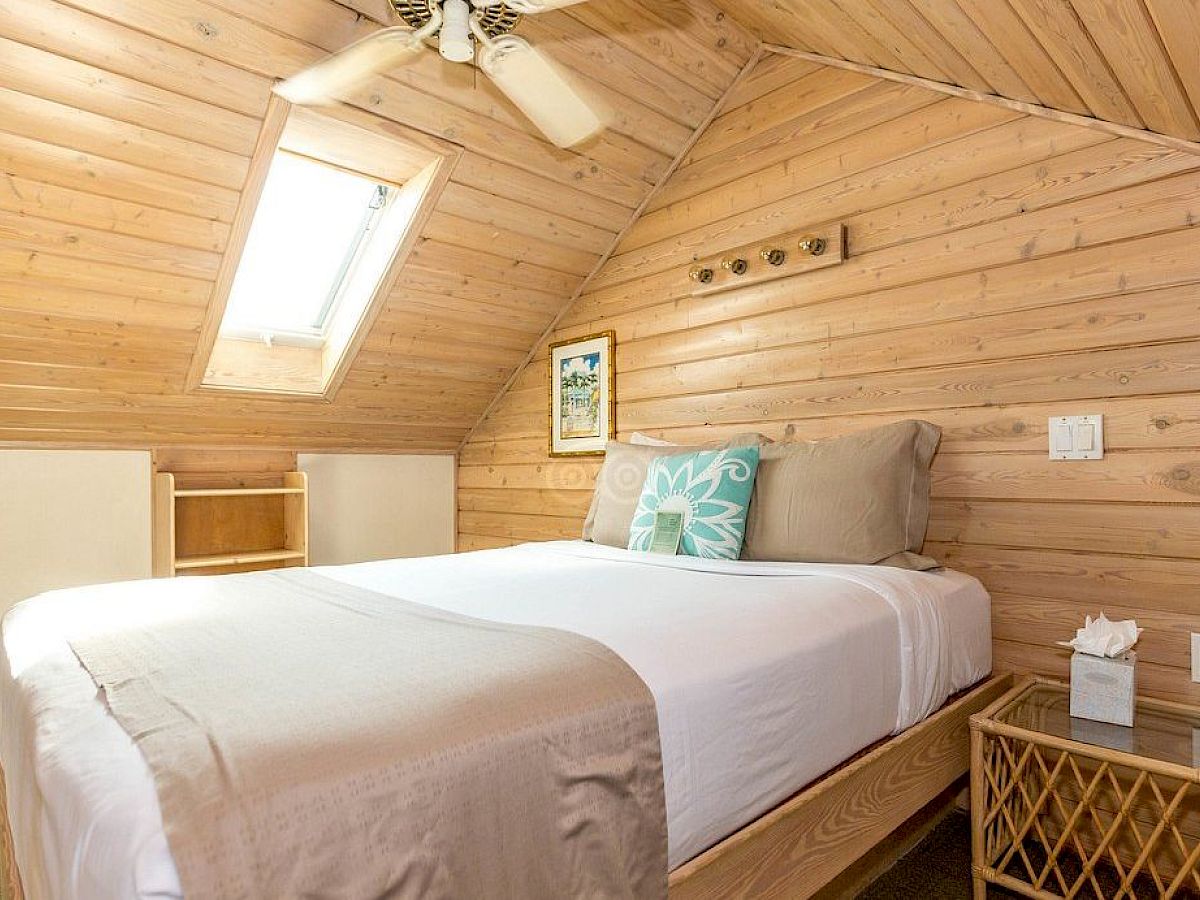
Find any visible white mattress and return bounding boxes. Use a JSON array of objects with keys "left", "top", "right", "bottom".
[{"left": 0, "top": 541, "right": 991, "bottom": 900}]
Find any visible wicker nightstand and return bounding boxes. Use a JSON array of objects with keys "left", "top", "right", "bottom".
[{"left": 969, "top": 676, "right": 1200, "bottom": 899}]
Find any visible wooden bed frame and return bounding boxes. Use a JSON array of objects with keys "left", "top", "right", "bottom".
[
  {"left": 669, "top": 673, "right": 1011, "bottom": 899},
  {"left": 0, "top": 674, "right": 1009, "bottom": 900},
  {"left": 0, "top": 765, "right": 22, "bottom": 900}
]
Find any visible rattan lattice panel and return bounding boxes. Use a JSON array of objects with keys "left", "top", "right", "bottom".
[{"left": 970, "top": 678, "right": 1200, "bottom": 900}]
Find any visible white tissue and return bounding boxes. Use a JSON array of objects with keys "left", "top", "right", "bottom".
[{"left": 1057, "top": 613, "right": 1141, "bottom": 658}]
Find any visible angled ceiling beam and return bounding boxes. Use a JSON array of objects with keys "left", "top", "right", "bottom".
[
  {"left": 763, "top": 44, "right": 1200, "bottom": 158},
  {"left": 456, "top": 41, "right": 768, "bottom": 453}
]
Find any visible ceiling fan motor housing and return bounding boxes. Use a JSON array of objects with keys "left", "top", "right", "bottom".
[{"left": 389, "top": 0, "right": 523, "bottom": 39}]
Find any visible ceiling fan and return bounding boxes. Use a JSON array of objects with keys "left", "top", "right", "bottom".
[{"left": 275, "top": 0, "right": 603, "bottom": 149}]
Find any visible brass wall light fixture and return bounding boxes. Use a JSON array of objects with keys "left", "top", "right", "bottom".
[{"left": 685, "top": 223, "right": 844, "bottom": 295}]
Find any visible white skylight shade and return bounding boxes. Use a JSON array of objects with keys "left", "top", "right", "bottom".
[{"left": 221, "top": 152, "right": 386, "bottom": 339}]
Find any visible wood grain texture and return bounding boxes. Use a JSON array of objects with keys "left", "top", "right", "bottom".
[
  {"left": 764, "top": 44, "right": 1200, "bottom": 158},
  {"left": 0, "top": 0, "right": 754, "bottom": 450},
  {"left": 459, "top": 49, "right": 1200, "bottom": 702},
  {"left": 718, "top": 0, "right": 1200, "bottom": 145}
]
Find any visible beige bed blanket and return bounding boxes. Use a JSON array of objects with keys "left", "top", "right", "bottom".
[{"left": 68, "top": 569, "right": 666, "bottom": 900}]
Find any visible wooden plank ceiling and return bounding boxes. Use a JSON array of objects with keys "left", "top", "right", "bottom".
[
  {"left": 0, "top": 0, "right": 754, "bottom": 451},
  {"left": 717, "top": 0, "right": 1200, "bottom": 143}
]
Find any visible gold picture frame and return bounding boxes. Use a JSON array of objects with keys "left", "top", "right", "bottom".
[{"left": 548, "top": 331, "right": 616, "bottom": 458}]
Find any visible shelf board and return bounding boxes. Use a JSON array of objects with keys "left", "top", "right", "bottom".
[
  {"left": 174, "top": 487, "right": 305, "bottom": 497},
  {"left": 174, "top": 548, "right": 306, "bottom": 570}
]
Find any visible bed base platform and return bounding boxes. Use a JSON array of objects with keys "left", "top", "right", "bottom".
[
  {"left": 0, "top": 674, "right": 1010, "bottom": 900},
  {"left": 669, "top": 673, "right": 1012, "bottom": 899}
]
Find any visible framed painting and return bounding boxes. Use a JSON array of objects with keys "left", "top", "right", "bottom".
[{"left": 548, "top": 331, "right": 615, "bottom": 458}]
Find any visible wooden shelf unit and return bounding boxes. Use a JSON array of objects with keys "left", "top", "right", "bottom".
[{"left": 152, "top": 471, "right": 309, "bottom": 577}]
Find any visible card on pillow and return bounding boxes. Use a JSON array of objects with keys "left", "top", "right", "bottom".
[{"left": 627, "top": 447, "right": 760, "bottom": 560}]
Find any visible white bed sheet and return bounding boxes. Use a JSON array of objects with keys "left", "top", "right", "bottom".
[{"left": 1, "top": 541, "right": 990, "bottom": 900}]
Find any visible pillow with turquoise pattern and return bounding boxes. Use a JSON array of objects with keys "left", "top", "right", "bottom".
[{"left": 627, "top": 446, "right": 761, "bottom": 560}]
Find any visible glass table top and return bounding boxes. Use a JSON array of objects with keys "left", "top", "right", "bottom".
[{"left": 996, "top": 682, "right": 1200, "bottom": 770}]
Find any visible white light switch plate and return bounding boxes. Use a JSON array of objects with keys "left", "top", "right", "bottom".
[
  {"left": 1049, "top": 414, "right": 1104, "bottom": 460},
  {"left": 1192, "top": 633, "right": 1200, "bottom": 683}
]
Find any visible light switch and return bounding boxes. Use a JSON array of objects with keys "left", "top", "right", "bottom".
[
  {"left": 1049, "top": 415, "right": 1103, "bottom": 460},
  {"left": 1052, "top": 424, "right": 1073, "bottom": 452},
  {"left": 1076, "top": 424, "right": 1095, "bottom": 451}
]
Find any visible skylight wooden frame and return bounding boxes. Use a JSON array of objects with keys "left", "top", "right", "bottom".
[{"left": 186, "top": 94, "right": 461, "bottom": 402}]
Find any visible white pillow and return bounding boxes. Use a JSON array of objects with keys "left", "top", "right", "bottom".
[{"left": 628, "top": 432, "right": 676, "bottom": 447}]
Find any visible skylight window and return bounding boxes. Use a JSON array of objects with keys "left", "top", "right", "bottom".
[
  {"left": 192, "top": 98, "right": 454, "bottom": 399},
  {"left": 220, "top": 152, "right": 392, "bottom": 346}
]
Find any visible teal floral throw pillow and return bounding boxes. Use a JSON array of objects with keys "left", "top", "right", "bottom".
[{"left": 628, "top": 447, "right": 761, "bottom": 560}]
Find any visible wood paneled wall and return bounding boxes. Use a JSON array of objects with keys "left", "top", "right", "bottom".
[
  {"left": 459, "top": 51, "right": 1200, "bottom": 703},
  {"left": 0, "top": 0, "right": 752, "bottom": 451}
]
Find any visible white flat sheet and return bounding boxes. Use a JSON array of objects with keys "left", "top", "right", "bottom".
[{"left": 1, "top": 541, "right": 990, "bottom": 900}]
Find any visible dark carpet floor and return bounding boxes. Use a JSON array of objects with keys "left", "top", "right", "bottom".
[
  {"left": 857, "top": 811, "right": 1003, "bottom": 899},
  {"left": 856, "top": 810, "right": 1186, "bottom": 899}
]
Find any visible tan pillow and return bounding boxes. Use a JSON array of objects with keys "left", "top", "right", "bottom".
[
  {"left": 583, "top": 433, "right": 768, "bottom": 549},
  {"left": 741, "top": 420, "right": 941, "bottom": 570}
]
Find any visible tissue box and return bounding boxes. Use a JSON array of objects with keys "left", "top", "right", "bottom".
[{"left": 1070, "top": 651, "right": 1136, "bottom": 727}]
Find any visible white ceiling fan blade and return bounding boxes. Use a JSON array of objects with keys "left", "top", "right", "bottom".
[
  {"left": 479, "top": 36, "right": 603, "bottom": 149},
  {"left": 275, "top": 27, "right": 423, "bottom": 106},
  {"left": 473, "top": 0, "right": 590, "bottom": 12}
]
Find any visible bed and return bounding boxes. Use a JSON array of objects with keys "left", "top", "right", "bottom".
[{"left": 1, "top": 540, "right": 993, "bottom": 899}]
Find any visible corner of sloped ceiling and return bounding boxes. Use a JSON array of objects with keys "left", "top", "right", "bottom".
[
  {"left": 690, "top": 0, "right": 1200, "bottom": 145},
  {"left": 454, "top": 34, "right": 770, "bottom": 454}
]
